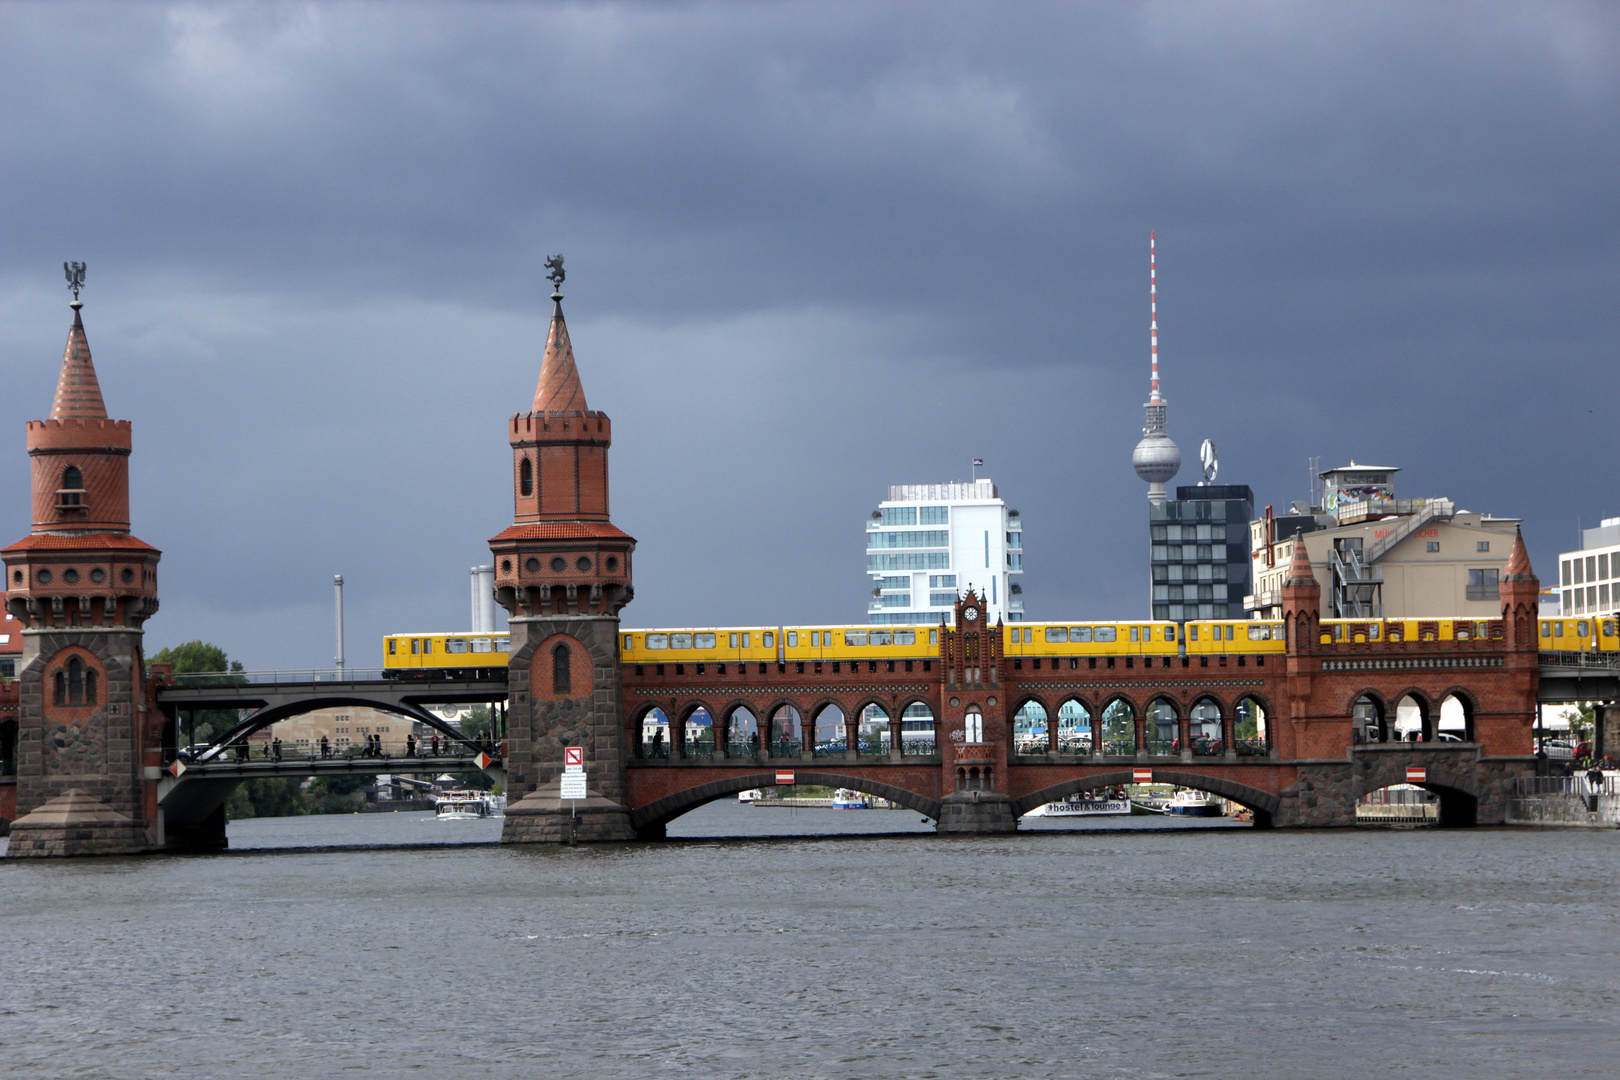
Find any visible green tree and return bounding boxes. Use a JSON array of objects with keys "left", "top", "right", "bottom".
[
  {"left": 306, "top": 773, "right": 374, "bottom": 814},
  {"left": 224, "top": 777, "right": 307, "bottom": 819},
  {"left": 150, "top": 640, "right": 248, "bottom": 747},
  {"left": 460, "top": 705, "right": 493, "bottom": 741}
]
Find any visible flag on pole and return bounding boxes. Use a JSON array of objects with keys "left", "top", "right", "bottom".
[{"left": 972, "top": 458, "right": 984, "bottom": 466}]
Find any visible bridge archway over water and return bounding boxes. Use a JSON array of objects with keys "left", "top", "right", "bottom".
[
  {"left": 629, "top": 771, "right": 945, "bottom": 838},
  {"left": 1010, "top": 771, "right": 1282, "bottom": 828}
]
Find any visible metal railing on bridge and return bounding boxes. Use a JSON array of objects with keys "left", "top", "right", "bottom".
[
  {"left": 162, "top": 667, "right": 507, "bottom": 687},
  {"left": 170, "top": 735, "right": 499, "bottom": 768},
  {"left": 1514, "top": 774, "right": 1618, "bottom": 797},
  {"left": 1539, "top": 651, "right": 1620, "bottom": 671}
]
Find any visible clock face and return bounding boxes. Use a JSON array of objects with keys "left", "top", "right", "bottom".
[{"left": 963, "top": 607, "right": 979, "bottom": 621}]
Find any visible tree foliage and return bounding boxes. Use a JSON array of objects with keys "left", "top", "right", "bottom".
[{"left": 150, "top": 641, "right": 250, "bottom": 747}]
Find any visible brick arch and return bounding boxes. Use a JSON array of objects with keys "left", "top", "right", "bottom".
[
  {"left": 1098, "top": 693, "right": 1139, "bottom": 718},
  {"left": 42, "top": 645, "right": 107, "bottom": 719},
  {"left": 1343, "top": 688, "right": 1390, "bottom": 718},
  {"left": 629, "top": 770, "right": 943, "bottom": 834},
  {"left": 1010, "top": 769, "right": 1281, "bottom": 827},
  {"left": 1434, "top": 686, "right": 1478, "bottom": 740},
  {"left": 529, "top": 632, "right": 596, "bottom": 703},
  {"left": 1144, "top": 694, "right": 1180, "bottom": 719},
  {"left": 715, "top": 699, "right": 763, "bottom": 739},
  {"left": 1188, "top": 692, "right": 1229, "bottom": 715}
]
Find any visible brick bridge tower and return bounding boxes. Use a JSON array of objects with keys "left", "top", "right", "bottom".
[
  {"left": 937, "top": 590, "right": 1017, "bottom": 833},
  {"left": 491, "top": 268, "right": 637, "bottom": 842},
  {"left": 3, "top": 282, "right": 162, "bottom": 856}
]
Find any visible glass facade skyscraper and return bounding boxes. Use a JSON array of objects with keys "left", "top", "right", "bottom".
[{"left": 1150, "top": 484, "right": 1253, "bottom": 621}]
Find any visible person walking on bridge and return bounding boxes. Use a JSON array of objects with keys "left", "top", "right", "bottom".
[{"left": 406, "top": 733, "right": 416, "bottom": 758}]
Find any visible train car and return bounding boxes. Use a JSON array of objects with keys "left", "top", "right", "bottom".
[
  {"left": 383, "top": 632, "right": 511, "bottom": 677},
  {"left": 1184, "top": 620, "right": 1287, "bottom": 655},
  {"left": 620, "top": 627, "right": 781, "bottom": 666},
  {"left": 781, "top": 625, "right": 940, "bottom": 663},
  {"left": 1001, "top": 621, "right": 1180, "bottom": 660},
  {"left": 1537, "top": 617, "right": 1619, "bottom": 651}
]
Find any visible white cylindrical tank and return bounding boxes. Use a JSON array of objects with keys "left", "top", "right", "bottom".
[{"left": 470, "top": 565, "right": 496, "bottom": 632}]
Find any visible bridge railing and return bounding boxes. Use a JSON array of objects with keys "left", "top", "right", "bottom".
[
  {"left": 173, "top": 734, "right": 498, "bottom": 766},
  {"left": 1539, "top": 651, "right": 1620, "bottom": 670},
  {"left": 162, "top": 667, "right": 507, "bottom": 687},
  {"left": 1515, "top": 774, "right": 1617, "bottom": 796}
]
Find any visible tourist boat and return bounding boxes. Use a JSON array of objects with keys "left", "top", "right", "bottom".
[
  {"left": 830, "top": 788, "right": 869, "bottom": 809},
  {"left": 1028, "top": 790, "right": 1131, "bottom": 817},
  {"left": 737, "top": 788, "right": 762, "bottom": 802},
  {"left": 435, "top": 796, "right": 492, "bottom": 819},
  {"left": 1162, "top": 789, "right": 1223, "bottom": 817}
]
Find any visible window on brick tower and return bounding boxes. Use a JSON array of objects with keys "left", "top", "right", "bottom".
[
  {"left": 553, "top": 643, "right": 571, "bottom": 695},
  {"left": 520, "top": 457, "right": 533, "bottom": 496},
  {"left": 53, "top": 657, "right": 97, "bottom": 706},
  {"left": 58, "top": 465, "right": 85, "bottom": 508}
]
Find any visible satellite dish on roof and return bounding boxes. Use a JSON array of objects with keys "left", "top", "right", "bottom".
[{"left": 1199, "top": 439, "right": 1218, "bottom": 484}]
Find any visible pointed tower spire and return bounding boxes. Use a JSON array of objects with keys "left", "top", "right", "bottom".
[
  {"left": 1504, "top": 524, "right": 1534, "bottom": 580},
  {"left": 1149, "top": 230, "right": 1161, "bottom": 404},
  {"left": 532, "top": 302, "right": 588, "bottom": 415},
  {"left": 1285, "top": 529, "right": 1317, "bottom": 585},
  {"left": 532, "top": 257, "right": 588, "bottom": 415},
  {"left": 51, "top": 298, "right": 108, "bottom": 421}
]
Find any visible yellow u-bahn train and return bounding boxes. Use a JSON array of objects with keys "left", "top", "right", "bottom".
[{"left": 382, "top": 616, "right": 1619, "bottom": 677}]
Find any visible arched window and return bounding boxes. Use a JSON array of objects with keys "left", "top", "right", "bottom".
[
  {"left": 519, "top": 457, "right": 533, "bottom": 497},
  {"left": 85, "top": 667, "right": 98, "bottom": 705},
  {"left": 964, "top": 707, "right": 984, "bottom": 744},
  {"left": 54, "top": 669, "right": 66, "bottom": 705},
  {"left": 553, "top": 643, "right": 571, "bottom": 694},
  {"left": 58, "top": 465, "right": 85, "bottom": 508},
  {"left": 68, "top": 658, "right": 85, "bottom": 703}
]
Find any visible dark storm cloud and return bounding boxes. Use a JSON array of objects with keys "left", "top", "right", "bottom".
[{"left": 0, "top": 1, "right": 1616, "bottom": 666}]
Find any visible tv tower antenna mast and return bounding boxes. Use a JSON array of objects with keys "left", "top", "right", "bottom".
[{"left": 1131, "top": 231, "right": 1180, "bottom": 503}]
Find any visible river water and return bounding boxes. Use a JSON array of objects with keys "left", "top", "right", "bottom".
[{"left": 2, "top": 805, "right": 1616, "bottom": 1079}]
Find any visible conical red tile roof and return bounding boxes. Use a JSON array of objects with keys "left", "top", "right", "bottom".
[
  {"left": 532, "top": 307, "right": 587, "bottom": 415},
  {"left": 51, "top": 305, "right": 108, "bottom": 420},
  {"left": 1285, "top": 530, "right": 1317, "bottom": 585},
  {"left": 1505, "top": 525, "right": 1535, "bottom": 580}
]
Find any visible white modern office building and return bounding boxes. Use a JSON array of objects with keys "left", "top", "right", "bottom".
[
  {"left": 866, "top": 479, "right": 1024, "bottom": 625},
  {"left": 1556, "top": 518, "right": 1620, "bottom": 616}
]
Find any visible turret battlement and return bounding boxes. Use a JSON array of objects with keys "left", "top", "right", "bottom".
[
  {"left": 27, "top": 417, "right": 132, "bottom": 453},
  {"left": 509, "top": 411, "right": 611, "bottom": 441}
]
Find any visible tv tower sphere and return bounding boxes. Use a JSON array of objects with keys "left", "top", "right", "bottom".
[{"left": 1132, "top": 429, "right": 1181, "bottom": 484}]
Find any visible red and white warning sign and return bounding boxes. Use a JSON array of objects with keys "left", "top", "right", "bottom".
[
  {"left": 476, "top": 752, "right": 494, "bottom": 771},
  {"left": 167, "top": 759, "right": 186, "bottom": 778},
  {"left": 1406, "top": 766, "right": 1427, "bottom": 783},
  {"left": 1133, "top": 767, "right": 1153, "bottom": 783},
  {"left": 564, "top": 746, "right": 584, "bottom": 769},
  {"left": 776, "top": 770, "right": 796, "bottom": 785}
]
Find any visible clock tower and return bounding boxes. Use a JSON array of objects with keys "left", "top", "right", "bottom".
[{"left": 936, "top": 590, "right": 1016, "bottom": 832}]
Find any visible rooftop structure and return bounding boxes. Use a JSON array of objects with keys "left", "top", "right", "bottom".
[{"left": 1131, "top": 233, "right": 1181, "bottom": 504}]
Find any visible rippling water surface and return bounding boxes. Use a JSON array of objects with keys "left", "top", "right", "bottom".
[{"left": 2, "top": 805, "right": 1616, "bottom": 1079}]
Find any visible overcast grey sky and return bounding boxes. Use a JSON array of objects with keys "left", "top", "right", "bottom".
[{"left": 2, "top": 1, "right": 1616, "bottom": 669}]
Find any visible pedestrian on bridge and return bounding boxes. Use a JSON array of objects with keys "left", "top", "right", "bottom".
[
  {"left": 406, "top": 734, "right": 416, "bottom": 758},
  {"left": 320, "top": 736, "right": 330, "bottom": 759},
  {"left": 430, "top": 735, "right": 440, "bottom": 756}
]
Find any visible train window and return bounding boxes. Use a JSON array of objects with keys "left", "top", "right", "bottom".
[
  {"left": 895, "top": 630, "right": 915, "bottom": 645},
  {"left": 786, "top": 631, "right": 798, "bottom": 647},
  {"left": 929, "top": 629, "right": 939, "bottom": 644},
  {"left": 1165, "top": 626, "right": 1175, "bottom": 641},
  {"left": 1247, "top": 624, "right": 1266, "bottom": 640},
  {"left": 1189, "top": 626, "right": 1199, "bottom": 641},
  {"left": 388, "top": 640, "right": 397, "bottom": 654},
  {"left": 695, "top": 633, "right": 717, "bottom": 649},
  {"left": 740, "top": 632, "right": 751, "bottom": 647},
  {"left": 1045, "top": 627, "right": 1068, "bottom": 643},
  {"left": 845, "top": 631, "right": 869, "bottom": 646},
  {"left": 871, "top": 631, "right": 892, "bottom": 645},
  {"left": 763, "top": 632, "right": 774, "bottom": 648},
  {"left": 1369, "top": 624, "right": 1381, "bottom": 640},
  {"left": 1065, "top": 626, "right": 1085, "bottom": 642},
  {"left": 1094, "top": 626, "right": 1116, "bottom": 642},
  {"left": 1541, "top": 622, "right": 1551, "bottom": 637},
  {"left": 411, "top": 639, "right": 419, "bottom": 654},
  {"left": 446, "top": 638, "right": 469, "bottom": 654},
  {"left": 729, "top": 633, "right": 738, "bottom": 648},
  {"left": 671, "top": 633, "right": 693, "bottom": 649},
  {"left": 646, "top": 634, "right": 669, "bottom": 649},
  {"left": 1606, "top": 621, "right": 1617, "bottom": 637},
  {"left": 1555, "top": 623, "right": 1564, "bottom": 637},
  {"left": 624, "top": 635, "right": 633, "bottom": 650},
  {"left": 423, "top": 639, "right": 432, "bottom": 654},
  {"left": 496, "top": 637, "right": 509, "bottom": 651},
  {"left": 1577, "top": 621, "right": 1590, "bottom": 638},
  {"left": 1129, "top": 627, "right": 1139, "bottom": 642},
  {"left": 472, "top": 638, "right": 492, "bottom": 653},
  {"left": 1225, "top": 625, "right": 1234, "bottom": 641}
]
